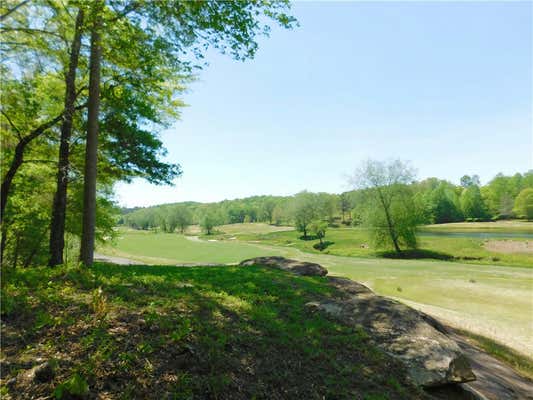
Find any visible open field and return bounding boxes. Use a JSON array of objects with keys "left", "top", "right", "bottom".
[
  {"left": 2, "top": 264, "right": 425, "bottom": 399},
  {"left": 100, "top": 227, "right": 533, "bottom": 357}
]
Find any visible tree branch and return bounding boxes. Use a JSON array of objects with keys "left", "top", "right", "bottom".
[
  {"left": 1, "top": 27, "right": 65, "bottom": 40},
  {"left": 0, "top": 109, "right": 22, "bottom": 139},
  {"left": 0, "top": 0, "right": 29, "bottom": 21}
]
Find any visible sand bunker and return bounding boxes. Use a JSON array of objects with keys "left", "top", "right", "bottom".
[{"left": 484, "top": 240, "right": 533, "bottom": 254}]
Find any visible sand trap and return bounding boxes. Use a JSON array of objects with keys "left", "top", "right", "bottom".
[{"left": 484, "top": 240, "right": 533, "bottom": 254}]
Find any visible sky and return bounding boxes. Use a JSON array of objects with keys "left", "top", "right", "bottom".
[{"left": 116, "top": 1, "right": 533, "bottom": 208}]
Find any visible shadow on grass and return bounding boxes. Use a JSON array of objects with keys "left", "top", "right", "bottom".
[
  {"left": 1, "top": 263, "right": 427, "bottom": 400},
  {"left": 299, "top": 234, "right": 319, "bottom": 241},
  {"left": 313, "top": 241, "right": 335, "bottom": 251},
  {"left": 378, "top": 249, "right": 454, "bottom": 261}
]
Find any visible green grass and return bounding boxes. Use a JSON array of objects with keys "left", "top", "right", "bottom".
[
  {"left": 100, "top": 228, "right": 288, "bottom": 264},
  {"left": 232, "top": 227, "right": 533, "bottom": 268},
  {"left": 1, "top": 263, "right": 426, "bottom": 399},
  {"left": 100, "top": 226, "right": 533, "bottom": 357}
]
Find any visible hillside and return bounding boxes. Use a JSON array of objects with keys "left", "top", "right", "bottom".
[{"left": 2, "top": 262, "right": 429, "bottom": 400}]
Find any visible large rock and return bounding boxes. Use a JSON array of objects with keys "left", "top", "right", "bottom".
[
  {"left": 239, "top": 256, "right": 328, "bottom": 277},
  {"left": 306, "top": 277, "right": 476, "bottom": 388}
]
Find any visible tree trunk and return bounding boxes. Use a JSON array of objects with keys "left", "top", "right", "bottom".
[
  {"left": 79, "top": 5, "right": 102, "bottom": 266},
  {"left": 48, "top": 9, "right": 84, "bottom": 266},
  {"left": 377, "top": 188, "right": 401, "bottom": 253},
  {"left": 0, "top": 223, "right": 7, "bottom": 265}
]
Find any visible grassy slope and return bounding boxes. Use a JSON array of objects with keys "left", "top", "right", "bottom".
[
  {"left": 99, "top": 227, "right": 533, "bottom": 357},
  {"left": 1, "top": 264, "right": 425, "bottom": 400}
]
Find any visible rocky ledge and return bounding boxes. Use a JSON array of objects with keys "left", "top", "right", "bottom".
[
  {"left": 242, "top": 256, "right": 476, "bottom": 389},
  {"left": 240, "top": 256, "right": 328, "bottom": 277}
]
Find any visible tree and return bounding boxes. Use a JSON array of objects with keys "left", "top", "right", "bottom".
[
  {"left": 80, "top": 0, "right": 104, "bottom": 266},
  {"left": 77, "top": 0, "right": 296, "bottom": 265},
  {"left": 460, "top": 185, "right": 487, "bottom": 220},
  {"left": 291, "top": 191, "right": 318, "bottom": 238},
  {"left": 309, "top": 220, "right": 328, "bottom": 249},
  {"left": 261, "top": 199, "right": 276, "bottom": 224},
  {"left": 48, "top": 8, "right": 85, "bottom": 266},
  {"left": 460, "top": 174, "right": 480, "bottom": 188},
  {"left": 174, "top": 206, "right": 192, "bottom": 234},
  {"left": 1, "top": 1, "right": 184, "bottom": 266},
  {"left": 339, "top": 192, "right": 351, "bottom": 224},
  {"left": 427, "top": 182, "right": 463, "bottom": 223},
  {"left": 351, "top": 160, "right": 418, "bottom": 253},
  {"left": 513, "top": 188, "right": 533, "bottom": 220},
  {"left": 200, "top": 213, "right": 219, "bottom": 235},
  {"left": 316, "top": 193, "right": 337, "bottom": 224}
]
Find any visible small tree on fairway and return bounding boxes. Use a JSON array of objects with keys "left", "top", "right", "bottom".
[
  {"left": 309, "top": 220, "right": 328, "bottom": 249},
  {"left": 291, "top": 191, "right": 318, "bottom": 238},
  {"left": 351, "top": 159, "right": 418, "bottom": 253}
]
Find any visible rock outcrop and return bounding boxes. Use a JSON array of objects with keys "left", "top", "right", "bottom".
[
  {"left": 241, "top": 256, "right": 476, "bottom": 388},
  {"left": 239, "top": 256, "right": 328, "bottom": 276},
  {"left": 307, "top": 277, "right": 476, "bottom": 387}
]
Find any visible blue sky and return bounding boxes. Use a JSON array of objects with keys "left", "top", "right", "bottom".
[{"left": 116, "top": 1, "right": 532, "bottom": 207}]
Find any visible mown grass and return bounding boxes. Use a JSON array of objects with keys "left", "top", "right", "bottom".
[
  {"left": 0, "top": 263, "right": 426, "bottom": 400},
  {"left": 233, "top": 226, "right": 533, "bottom": 268},
  {"left": 100, "top": 228, "right": 287, "bottom": 264}
]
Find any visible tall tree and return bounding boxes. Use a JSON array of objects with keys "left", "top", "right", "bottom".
[
  {"left": 79, "top": 2, "right": 103, "bottom": 266},
  {"left": 48, "top": 8, "right": 85, "bottom": 266},
  {"left": 352, "top": 159, "right": 417, "bottom": 253},
  {"left": 77, "top": 0, "right": 296, "bottom": 264}
]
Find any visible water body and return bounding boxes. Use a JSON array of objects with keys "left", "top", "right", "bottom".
[{"left": 419, "top": 231, "right": 533, "bottom": 239}]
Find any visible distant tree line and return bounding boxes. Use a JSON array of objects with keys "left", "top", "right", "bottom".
[{"left": 122, "top": 170, "right": 533, "bottom": 237}]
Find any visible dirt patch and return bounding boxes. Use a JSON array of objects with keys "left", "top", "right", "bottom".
[{"left": 484, "top": 240, "right": 533, "bottom": 254}]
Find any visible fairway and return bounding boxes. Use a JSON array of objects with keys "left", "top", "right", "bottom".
[
  {"left": 101, "top": 228, "right": 533, "bottom": 357},
  {"left": 232, "top": 225, "right": 533, "bottom": 267},
  {"left": 100, "top": 229, "right": 287, "bottom": 264}
]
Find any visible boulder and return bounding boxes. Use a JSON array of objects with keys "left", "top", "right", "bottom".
[
  {"left": 239, "top": 256, "right": 328, "bottom": 277},
  {"left": 307, "top": 277, "right": 476, "bottom": 388}
]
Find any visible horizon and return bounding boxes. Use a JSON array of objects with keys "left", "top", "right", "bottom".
[
  {"left": 118, "top": 167, "right": 532, "bottom": 209},
  {"left": 115, "top": 1, "right": 533, "bottom": 208}
]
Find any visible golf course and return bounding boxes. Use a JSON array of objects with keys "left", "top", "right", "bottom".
[{"left": 100, "top": 222, "right": 533, "bottom": 361}]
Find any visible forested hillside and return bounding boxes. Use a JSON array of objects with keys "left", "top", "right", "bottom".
[{"left": 122, "top": 171, "right": 533, "bottom": 233}]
